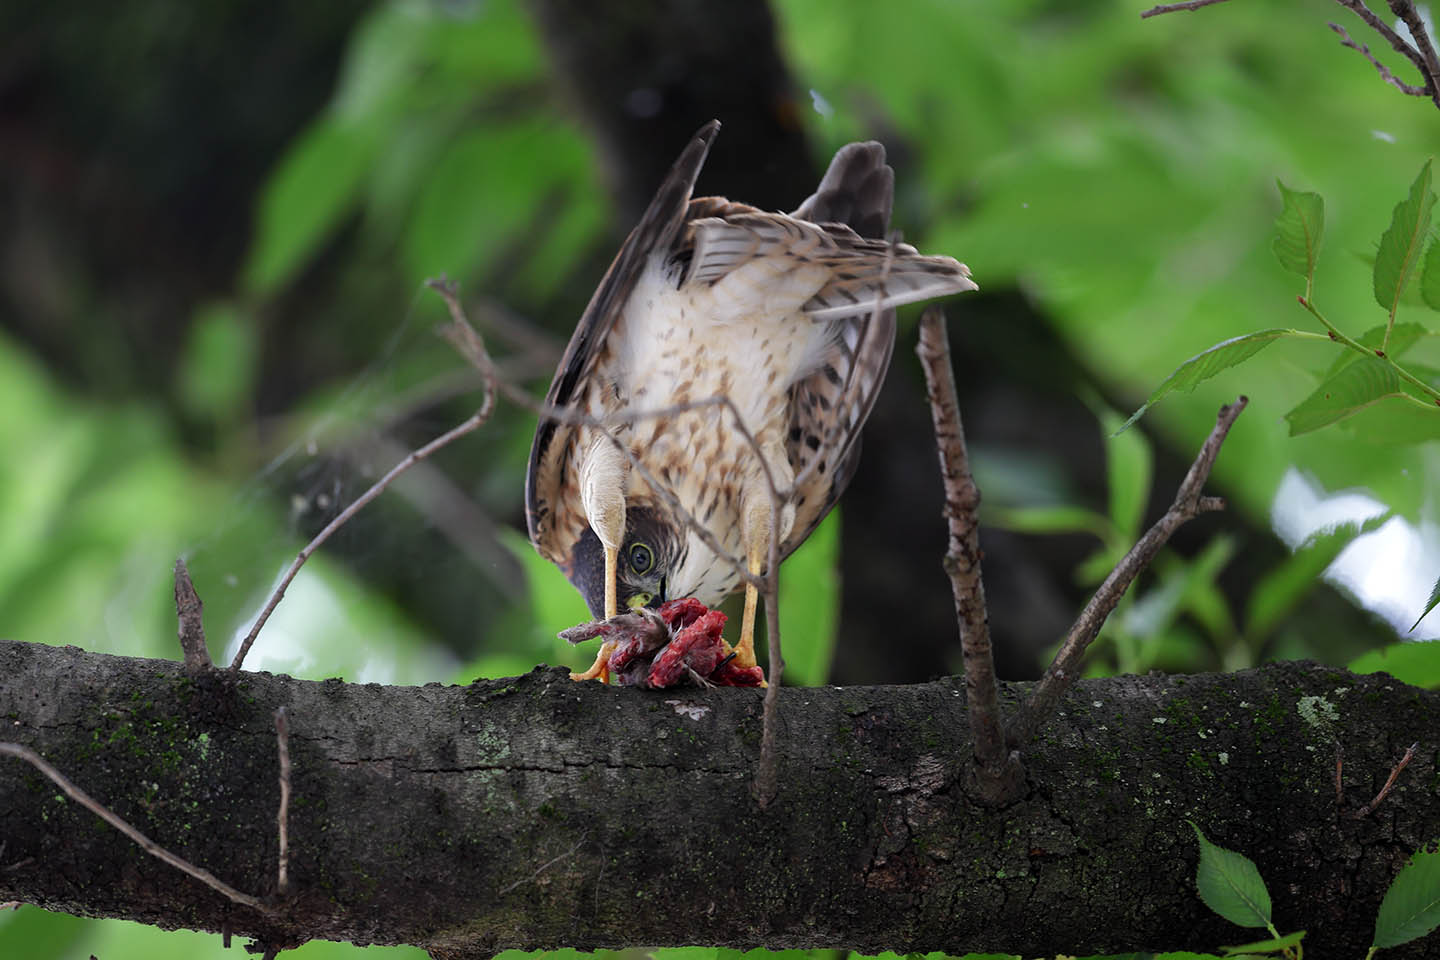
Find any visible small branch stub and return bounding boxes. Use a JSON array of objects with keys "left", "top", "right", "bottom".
[
  {"left": 174, "top": 557, "right": 211, "bottom": 672},
  {"left": 915, "top": 306, "right": 1020, "bottom": 803},
  {"left": 1354, "top": 741, "right": 1420, "bottom": 818}
]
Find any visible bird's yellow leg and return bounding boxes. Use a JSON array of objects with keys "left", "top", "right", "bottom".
[
  {"left": 735, "top": 539, "right": 763, "bottom": 670},
  {"left": 570, "top": 544, "right": 619, "bottom": 682},
  {"left": 604, "top": 543, "right": 618, "bottom": 620}
]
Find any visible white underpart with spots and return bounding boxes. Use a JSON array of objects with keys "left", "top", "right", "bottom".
[{"left": 614, "top": 254, "right": 826, "bottom": 603}]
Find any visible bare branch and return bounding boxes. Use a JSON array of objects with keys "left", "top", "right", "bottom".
[
  {"left": 1331, "top": 22, "right": 1430, "bottom": 95},
  {"left": 174, "top": 557, "right": 211, "bottom": 671},
  {"left": 0, "top": 742, "right": 267, "bottom": 912},
  {"left": 1007, "top": 397, "right": 1247, "bottom": 749},
  {"left": 915, "top": 306, "right": 1020, "bottom": 802},
  {"left": 1353, "top": 740, "right": 1420, "bottom": 818},
  {"left": 1387, "top": 0, "right": 1440, "bottom": 84},
  {"left": 1333, "top": 0, "right": 1439, "bottom": 103},
  {"left": 1140, "top": 0, "right": 1235, "bottom": 19},
  {"left": 274, "top": 707, "right": 291, "bottom": 897}
]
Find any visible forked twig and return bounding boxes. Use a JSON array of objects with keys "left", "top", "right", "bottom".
[
  {"left": 1331, "top": 22, "right": 1429, "bottom": 96},
  {"left": 1353, "top": 741, "right": 1420, "bottom": 818},
  {"left": 0, "top": 742, "right": 267, "bottom": 912},
  {"left": 915, "top": 306, "right": 1018, "bottom": 799},
  {"left": 1007, "top": 397, "right": 1247, "bottom": 749}
]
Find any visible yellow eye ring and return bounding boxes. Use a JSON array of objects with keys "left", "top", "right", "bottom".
[{"left": 628, "top": 542, "right": 654, "bottom": 575}]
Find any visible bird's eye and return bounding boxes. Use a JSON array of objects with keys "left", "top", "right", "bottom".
[{"left": 628, "top": 542, "right": 654, "bottom": 575}]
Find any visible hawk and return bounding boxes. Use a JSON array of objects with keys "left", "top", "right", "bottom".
[{"left": 525, "top": 121, "right": 977, "bottom": 681}]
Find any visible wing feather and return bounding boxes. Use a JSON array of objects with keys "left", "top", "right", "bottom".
[{"left": 525, "top": 120, "right": 720, "bottom": 553}]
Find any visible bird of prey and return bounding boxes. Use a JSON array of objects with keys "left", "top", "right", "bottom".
[{"left": 525, "top": 121, "right": 977, "bottom": 682}]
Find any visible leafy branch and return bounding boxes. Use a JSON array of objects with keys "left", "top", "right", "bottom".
[
  {"left": 1125, "top": 162, "right": 1440, "bottom": 441},
  {"left": 1124, "top": 161, "right": 1440, "bottom": 626}
]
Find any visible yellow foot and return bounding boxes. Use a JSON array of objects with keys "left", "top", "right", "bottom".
[
  {"left": 734, "top": 581, "right": 768, "bottom": 686},
  {"left": 570, "top": 640, "right": 615, "bottom": 682}
]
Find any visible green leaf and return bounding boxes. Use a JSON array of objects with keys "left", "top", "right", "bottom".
[
  {"left": 1191, "top": 821, "right": 1273, "bottom": 929},
  {"left": 404, "top": 119, "right": 600, "bottom": 288},
  {"left": 242, "top": 118, "right": 379, "bottom": 297},
  {"left": 1373, "top": 844, "right": 1440, "bottom": 948},
  {"left": 1422, "top": 235, "right": 1440, "bottom": 310},
  {"left": 1333, "top": 393, "right": 1440, "bottom": 445},
  {"left": 1118, "top": 330, "right": 1308, "bottom": 433},
  {"left": 1348, "top": 640, "right": 1440, "bottom": 689},
  {"left": 496, "top": 527, "right": 591, "bottom": 672},
  {"left": 778, "top": 510, "right": 841, "bottom": 686},
  {"left": 1412, "top": 577, "right": 1440, "bottom": 632},
  {"left": 1222, "top": 930, "right": 1305, "bottom": 955},
  {"left": 987, "top": 504, "right": 1113, "bottom": 540},
  {"left": 1284, "top": 358, "right": 1401, "bottom": 435},
  {"left": 176, "top": 302, "right": 257, "bottom": 425},
  {"left": 1245, "top": 514, "right": 1391, "bottom": 643},
  {"left": 1374, "top": 160, "right": 1435, "bottom": 319},
  {"left": 1272, "top": 180, "right": 1323, "bottom": 285}
]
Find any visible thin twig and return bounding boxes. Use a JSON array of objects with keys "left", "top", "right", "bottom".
[
  {"left": 174, "top": 557, "right": 211, "bottom": 671},
  {"left": 753, "top": 531, "right": 785, "bottom": 807},
  {"left": 498, "top": 833, "right": 588, "bottom": 894},
  {"left": 1140, "top": 0, "right": 1235, "bottom": 18},
  {"left": 1006, "top": 397, "right": 1247, "bottom": 749},
  {"left": 1335, "top": 741, "right": 1345, "bottom": 808},
  {"left": 274, "top": 707, "right": 291, "bottom": 896},
  {"left": 1330, "top": 23, "right": 1430, "bottom": 95},
  {"left": 1353, "top": 741, "right": 1420, "bottom": 818},
  {"left": 916, "top": 306, "right": 1018, "bottom": 799},
  {"left": 1333, "top": 0, "right": 1439, "bottom": 105},
  {"left": 0, "top": 742, "right": 267, "bottom": 912},
  {"left": 229, "top": 280, "right": 498, "bottom": 672}
]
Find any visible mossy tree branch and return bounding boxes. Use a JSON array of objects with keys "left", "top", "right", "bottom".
[{"left": 1, "top": 639, "right": 1436, "bottom": 958}]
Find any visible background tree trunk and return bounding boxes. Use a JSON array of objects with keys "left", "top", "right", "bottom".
[{"left": 1, "top": 638, "right": 1434, "bottom": 958}]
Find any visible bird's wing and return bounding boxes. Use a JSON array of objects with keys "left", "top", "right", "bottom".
[
  {"left": 525, "top": 120, "right": 720, "bottom": 559},
  {"left": 678, "top": 143, "right": 976, "bottom": 557}
]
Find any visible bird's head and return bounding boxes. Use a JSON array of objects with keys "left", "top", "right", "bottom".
[{"left": 568, "top": 505, "right": 685, "bottom": 618}]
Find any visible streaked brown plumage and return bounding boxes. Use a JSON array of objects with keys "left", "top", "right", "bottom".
[{"left": 525, "top": 121, "right": 977, "bottom": 680}]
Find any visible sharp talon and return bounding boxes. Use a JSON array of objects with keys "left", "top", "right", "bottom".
[{"left": 571, "top": 640, "right": 615, "bottom": 682}]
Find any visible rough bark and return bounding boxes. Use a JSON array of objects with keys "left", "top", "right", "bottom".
[{"left": 0, "top": 638, "right": 1436, "bottom": 958}]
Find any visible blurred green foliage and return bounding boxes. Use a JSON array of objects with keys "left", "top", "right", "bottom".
[{"left": 8, "top": 0, "right": 1440, "bottom": 956}]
